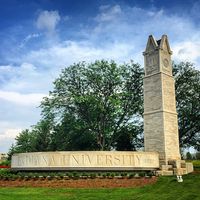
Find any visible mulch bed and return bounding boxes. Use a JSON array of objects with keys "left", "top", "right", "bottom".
[
  {"left": 0, "top": 177, "right": 157, "bottom": 188},
  {"left": 192, "top": 170, "right": 200, "bottom": 174}
]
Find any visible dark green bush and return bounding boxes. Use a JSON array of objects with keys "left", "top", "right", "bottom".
[
  {"left": 106, "top": 172, "right": 110, "bottom": 177},
  {"left": 110, "top": 173, "right": 115, "bottom": 178},
  {"left": 0, "top": 160, "right": 11, "bottom": 166},
  {"left": 121, "top": 172, "right": 127, "bottom": 177},
  {"left": 193, "top": 160, "right": 200, "bottom": 169},
  {"left": 138, "top": 172, "right": 146, "bottom": 177},
  {"left": 90, "top": 173, "right": 96, "bottom": 179},
  {"left": 72, "top": 172, "right": 79, "bottom": 179},
  {"left": 128, "top": 173, "right": 136, "bottom": 179}
]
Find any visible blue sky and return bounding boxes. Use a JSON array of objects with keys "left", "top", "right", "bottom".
[{"left": 0, "top": 0, "right": 200, "bottom": 152}]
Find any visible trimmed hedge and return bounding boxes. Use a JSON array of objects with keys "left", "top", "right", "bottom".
[
  {"left": 0, "top": 169, "right": 154, "bottom": 181},
  {"left": 193, "top": 160, "right": 200, "bottom": 170},
  {"left": 0, "top": 160, "right": 11, "bottom": 166}
]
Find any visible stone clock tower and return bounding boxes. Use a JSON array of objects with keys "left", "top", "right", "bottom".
[{"left": 143, "top": 35, "right": 181, "bottom": 165}]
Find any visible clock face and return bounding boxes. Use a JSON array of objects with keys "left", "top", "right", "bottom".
[
  {"left": 163, "top": 58, "right": 169, "bottom": 68},
  {"left": 162, "top": 56, "right": 172, "bottom": 75}
]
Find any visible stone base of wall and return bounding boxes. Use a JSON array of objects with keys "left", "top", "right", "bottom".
[{"left": 157, "top": 160, "right": 194, "bottom": 176}]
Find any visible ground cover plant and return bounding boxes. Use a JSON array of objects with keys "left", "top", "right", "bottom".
[
  {"left": 0, "top": 169, "right": 153, "bottom": 180},
  {"left": 0, "top": 173, "right": 199, "bottom": 200},
  {"left": 0, "top": 160, "right": 10, "bottom": 169},
  {"left": 192, "top": 160, "right": 200, "bottom": 170}
]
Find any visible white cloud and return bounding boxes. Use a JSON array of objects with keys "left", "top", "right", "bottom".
[
  {"left": 0, "top": 63, "right": 52, "bottom": 93},
  {"left": 36, "top": 10, "right": 60, "bottom": 33},
  {"left": 0, "top": 129, "right": 22, "bottom": 153},
  {"left": 19, "top": 33, "right": 42, "bottom": 48},
  {"left": 0, "top": 129, "right": 21, "bottom": 140},
  {"left": 96, "top": 5, "right": 122, "bottom": 22},
  {"left": 22, "top": 40, "right": 134, "bottom": 68},
  {"left": 23, "top": 5, "right": 200, "bottom": 69},
  {"left": 90, "top": 5, "right": 200, "bottom": 68},
  {"left": 0, "top": 62, "right": 47, "bottom": 152},
  {"left": 173, "top": 41, "right": 200, "bottom": 63},
  {"left": 0, "top": 91, "right": 45, "bottom": 106},
  {"left": 0, "top": 102, "right": 41, "bottom": 152}
]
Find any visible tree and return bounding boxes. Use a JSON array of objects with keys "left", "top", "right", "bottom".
[
  {"left": 8, "top": 120, "right": 52, "bottom": 157},
  {"left": 41, "top": 60, "right": 144, "bottom": 150},
  {"left": 12, "top": 129, "right": 35, "bottom": 153},
  {"left": 186, "top": 152, "right": 192, "bottom": 160},
  {"left": 196, "top": 152, "right": 200, "bottom": 160},
  {"left": 115, "top": 122, "right": 143, "bottom": 151},
  {"left": 31, "top": 120, "right": 52, "bottom": 152},
  {"left": 173, "top": 62, "right": 200, "bottom": 151},
  {"left": 7, "top": 144, "right": 16, "bottom": 160},
  {"left": 49, "top": 113, "right": 98, "bottom": 151}
]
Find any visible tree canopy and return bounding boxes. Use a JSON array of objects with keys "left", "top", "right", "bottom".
[
  {"left": 41, "top": 60, "right": 144, "bottom": 151},
  {"left": 173, "top": 62, "right": 200, "bottom": 151}
]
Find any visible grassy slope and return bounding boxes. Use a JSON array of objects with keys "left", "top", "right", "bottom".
[{"left": 0, "top": 174, "right": 199, "bottom": 200}]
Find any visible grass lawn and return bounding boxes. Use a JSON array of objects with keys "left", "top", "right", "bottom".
[{"left": 0, "top": 174, "right": 199, "bottom": 200}]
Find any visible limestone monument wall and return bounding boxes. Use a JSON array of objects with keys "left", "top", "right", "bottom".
[
  {"left": 11, "top": 151, "right": 159, "bottom": 170},
  {"left": 143, "top": 35, "right": 181, "bottom": 164}
]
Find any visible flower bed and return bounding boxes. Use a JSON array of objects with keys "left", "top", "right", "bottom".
[{"left": 0, "top": 166, "right": 10, "bottom": 169}]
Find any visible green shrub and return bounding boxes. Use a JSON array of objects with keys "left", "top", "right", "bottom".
[
  {"left": 114, "top": 172, "right": 120, "bottom": 176},
  {"left": 0, "top": 160, "right": 11, "bottom": 166},
  {"left": 17, "top": 172, "right": 26, "bottom": 178},
  {"left": 67, "top": 172, "right": 73, "bottom": 178},
  {"left": 145, "top": 171, "right": 153, "bottom": 177},
  {"left": 0, "top": 169, "right": 11, "bottom": 179},
  {"left": 81, "top": 172, "right": 88, "bottom": 179},
  {"left": 121, "top": 172, "right": 127, "bottom": 177},
  {"left": 90, "top": 173, "right": 96, "bottom": 179},
  {"left": 196, "top": 152, "right": 200, "bottom": 159},
  {"left": 102, "top": 173, "right": 106, "bottom": 178},
  {"left": 193, "top": 160, "right": 200, "bottom": 169},
  {"left": 65, "top": 172, "right": 70, "bottom": 177},
  {"left": 106, "top": 172, "right": 110, "bottom": 177},
  {"left": 128, "top": 173, "right": 136, "bottom": 179},
  {"left": 72, "top": 172, "right": 79, "bottom": 179},
  {"left": 0, "top": 169, "right": 9, "bottom": 175},
  {"left": 57, "top": 172, "right": 64, "bottom": 178},
  {"left": 8, "top": 174, "right": 18, "bottom": 181},
  {"left": 138, "top": 172, "right": 146, "bottom": 177}
]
